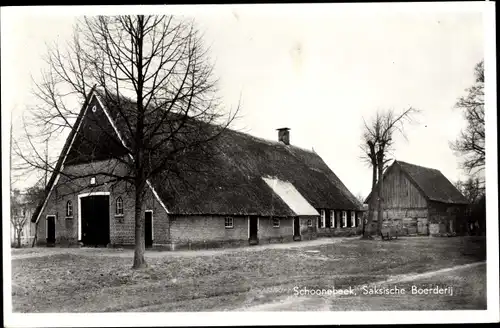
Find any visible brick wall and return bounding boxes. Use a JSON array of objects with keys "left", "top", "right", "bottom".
[
  {"left": 317, "top": 226, "right": 361, "bottom": 237},
  {"left": 169, "top": 215, "right": 248, "bottom": 245},
  {"left": 169, "top": 215, "right": 302, "bottom": 248},
  {"left": 36, "top": 159, "right": 169, "bottom": 246},
  {"left": 259, "top": 217, "right": 293, "bottom": 237}
]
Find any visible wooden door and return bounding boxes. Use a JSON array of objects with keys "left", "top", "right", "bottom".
[
  {"left": 145, "top": 211, "right": 153, "bottom": 248},
  {"left": 293, "top": 217, "right": 301, "bottom": 238},
  {"left": 46, "top": 216, "right": 56, "bottom": 244},
  {"left": 249, "top": 218, "right": 258, "bottom": 242},
  {"left": 81, "top": 195, "right": 110, "bottom": 246}
]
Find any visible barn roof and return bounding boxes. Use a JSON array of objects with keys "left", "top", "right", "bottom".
[
  {"left": 396, "top": 161, "right": 468, "bottom": 204},
  {"left": 32, "top": 90, "right": 361, "bottom": 221},
  {"left": 365, "top": 160, "right": 468, "bottom": 205}
]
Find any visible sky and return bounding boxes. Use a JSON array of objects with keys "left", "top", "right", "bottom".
[{"left": 1, "top": 4, "right": 486, "bottom": 198}]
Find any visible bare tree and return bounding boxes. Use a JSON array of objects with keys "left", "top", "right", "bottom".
[
  {"left": 11, "top": 189, "right": 28, "bottom": 248},
  {"left": 354, "top": 192, "right": 365, "bottom": 204},
  {"left": 451, "top": 60, "right": 485, "bottom": 178},
  {"left": 14, "top": 15, "right": 239, "bottom": 268},
  {"left": 360, "top": 124, "right": 379, "bottom": 239},
  {"left": 361, "top": 107, "right": 419, "bottom": 236},
  {"left": 26, "top": 182, "right": 46, "bottom": 247},
  {"left": 455, "top": 177, "right": 484, "bottom": 204}
]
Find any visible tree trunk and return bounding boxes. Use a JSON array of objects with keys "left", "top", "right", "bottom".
[
  {"left": 31, "top": 222, "right": 38, "bottom": 247},
  {"left": 17, "top": 229, "right": 22, "bottom": 248},
  {"left": 363, "top": 161, "right": 377, "bottom": 239},
  {"left": 133, "top": 179, "right": 147, "bottom": 269},
  {"left": 376, "top": 159, "right": 384, "bottom": 235}
]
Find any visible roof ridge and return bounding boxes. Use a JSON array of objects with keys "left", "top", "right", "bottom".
[
  {"left": 228, "top": 128, "right": 317, "bottom": 155},
  {"left": 396, "top": 160, "right": 442, "bottom": 173},
  {"left": 97, "top": 88, "right": 317, "bottom": 156}
]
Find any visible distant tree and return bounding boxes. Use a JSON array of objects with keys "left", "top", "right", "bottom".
[
  {"left": 355, "top": 193, "right": 365, "bottom": 204},
  {"left": 10, "top": 185, "right": 45, "bottom": 248},
  {"left": 455, "top": 177, "right": 485, "bottom": 235},
  {"left": 472, "top": 194, "right": 486, "bottom": 235},
  {"left": 10, "top": 189, "right": 28, "bottom": 248},
  {"left": 25, "top": 184, "right": 46, "bottom": 247},
  {"left": 361, "top": 107, "right": 419, "bottom": 236},
  {"left": 451, "top": 60, "right": 485, "bottom": 178},
  {"left": 461, "top": 177, "right": 484, "bottom": 204}
]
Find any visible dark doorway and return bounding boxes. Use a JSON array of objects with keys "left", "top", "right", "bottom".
[
  {"left": 145, "top": 211, "right": 153, "bottom": 248},
  {"left": 81, "top": 195, "right": 110, "bottom": 246},
  {"left": 46, "top": 215, "right": 56, "bottom": 244},
  {"left": 293, "top": 217, "right": 301, "bottom": 241},
  {"left": 249, "top": 217, "right": 259, "bottom": 244}
]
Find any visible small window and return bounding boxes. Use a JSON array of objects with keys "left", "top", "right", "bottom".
[
  {"left": 66, "top": 201, "right": 73, "bottom": 217},
  {"left": 90, "top": 177, "right": 96, "bottom": 185},
  {"left": 320, "top": 210, "right": 326, "bottom": 228},
  {"left": 351, "top": 212, "right": 356, "bottom": 227},
  {"left": 22, "top": 208, "right": 27, "bottom": 217},
  {"left": 272, "top": 218, "right": 280, "bottom": 228},
  {"left": 330, "top": 210, "right": 335, "bottom": 228},
  {"left": 116, "top": 197, "right": 124, "bottom": 216},
  {"left": 307, "top": 219, "right": 312, "bottom": 227},
  {"left": 225, "top": 217, "right": 234, "bottom": 229},
  {"left": 342, "top": 211, "right": 347, "bottom": 228}
]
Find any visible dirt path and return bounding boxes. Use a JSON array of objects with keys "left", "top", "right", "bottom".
[
  {"left": 238, "top": 261, "right": 486, "bottom": 311},
  {"left": 11, "top": 236, "right": 355, "bottom": 260}
]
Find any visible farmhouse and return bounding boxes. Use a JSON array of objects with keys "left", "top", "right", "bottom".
[
  {"left": 365, "top": 160, "right": 469, "bottom": 236},
  {"left": 31, "top": 90, "right": 363, "bottom": 249}
]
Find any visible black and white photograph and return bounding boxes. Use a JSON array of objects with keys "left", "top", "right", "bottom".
[{"left": 2, "top": 2, "right": 498, "bottom": 326}]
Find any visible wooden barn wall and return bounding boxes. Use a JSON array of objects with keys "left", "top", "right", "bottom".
[{"left": 382, "top": 164, "right": 427, "bottom": 209}]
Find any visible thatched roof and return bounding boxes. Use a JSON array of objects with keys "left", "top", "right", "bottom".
[
  {"left": 365, "top": 160, "right": 468, "bottom": 205},
  {"left": 153, "top": 127, "right": 362, "bottom": 215},
  {"left": 32, "top": 90, "right": 361, "bottom": 221}
]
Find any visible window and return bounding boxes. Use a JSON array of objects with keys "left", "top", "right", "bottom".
[
  {"left": 320, "top": 209, "right": 326, "bottom": 228},
  {"left": 351, "top": 211, "right": 356, "bottom": 227},
  {"left": 307, "top": 219, "right": 312, "bottom": 227},
  {"left": 330, "top": 210, "right": 335, "bottom": 228},
  {"left": 116, "top": 197, "right": 124, "bottom": 216},
  {"left": 342, "top": 211, "right": 347, "bottom": 228},
  {"left": 22, "top": 208, "right": 27, "bottom": 217},
  {"left": 66, "top": 201, "right": 73, "bottom": 217},
  {"left": 90, "top": 177, "right": 96, "bottom": 185},
  {"left": 225, "top": 217, "right": 234, "bottom": 229},
  {"left": 272, "top": 218, "right": 280, "bottom": 228}
]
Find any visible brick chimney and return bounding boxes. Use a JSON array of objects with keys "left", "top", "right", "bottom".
[{"left": 277, "top": 128, "right": 290, "bottom": 145}]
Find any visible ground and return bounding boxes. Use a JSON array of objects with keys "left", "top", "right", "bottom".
[{"left": 10, "top": 236, "right": 486, "bottom": 312}]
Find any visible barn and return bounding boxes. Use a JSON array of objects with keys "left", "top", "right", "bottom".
[
  {"left": 31, "top": 89, "right": 363, "bottom": 249},
  {"left": 365, "top": 160, "right": 469, "bottom": 236}
]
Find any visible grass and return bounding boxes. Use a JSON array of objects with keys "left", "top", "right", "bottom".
[{"left": 11, "top": 236, "right": 486, "bottom": 312}]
